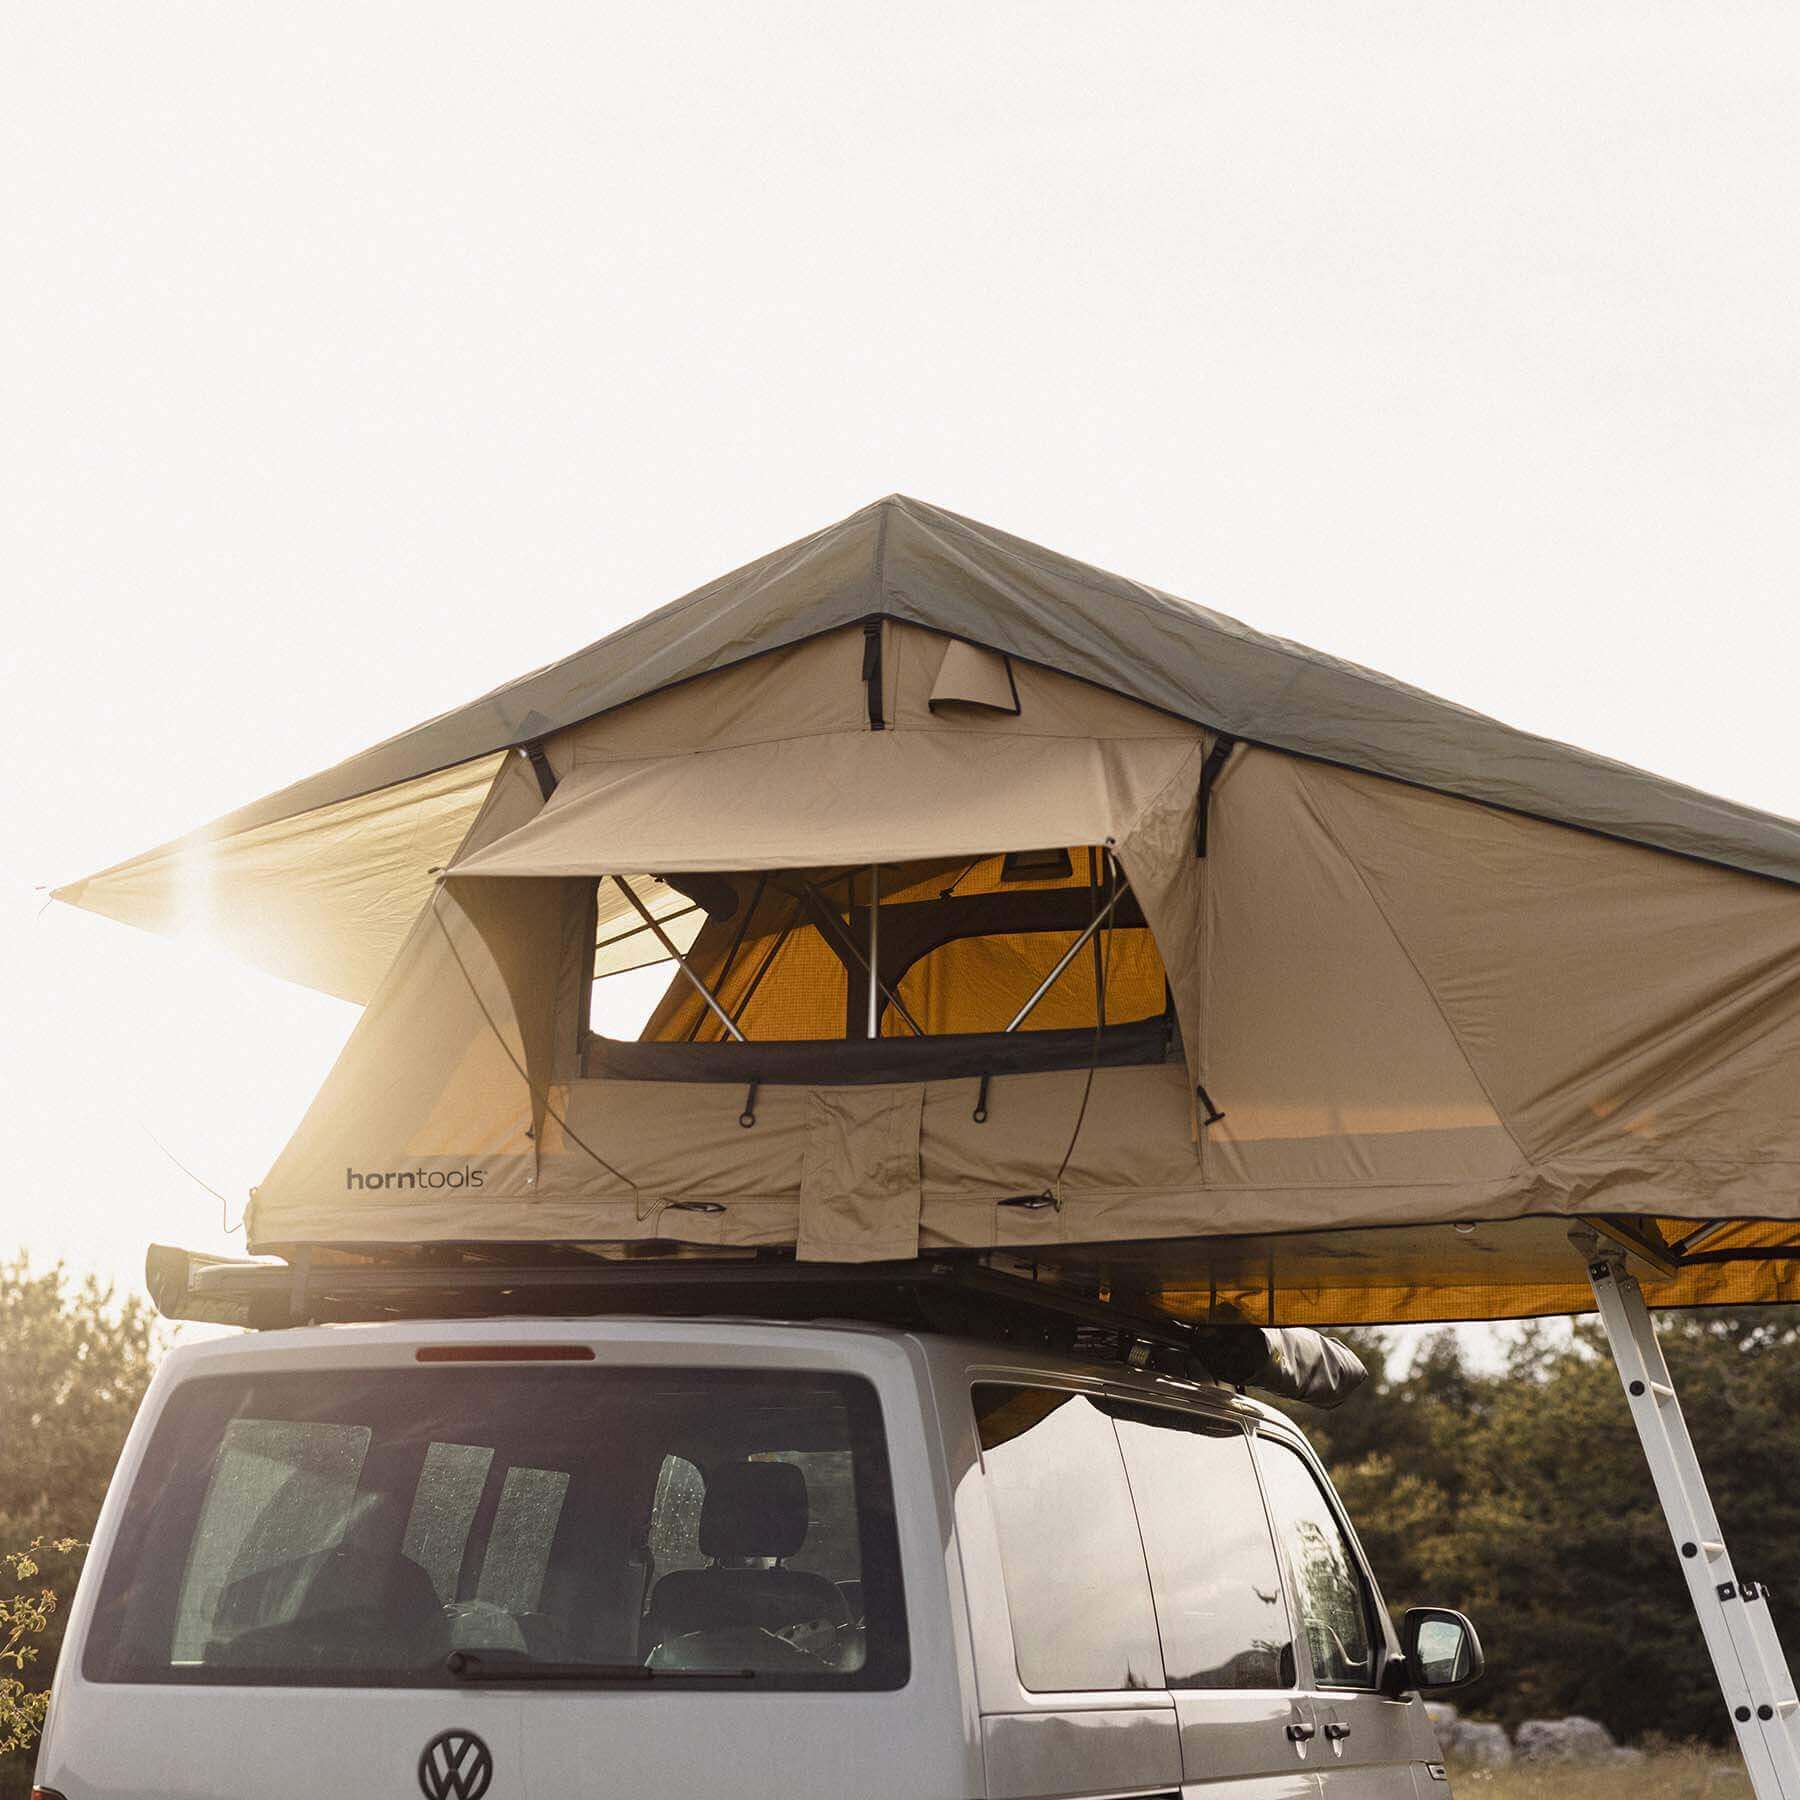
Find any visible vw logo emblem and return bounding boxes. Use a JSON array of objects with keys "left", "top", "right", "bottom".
[{"left": 418, "top": 1728, "right": 494, "bottom": 1800}]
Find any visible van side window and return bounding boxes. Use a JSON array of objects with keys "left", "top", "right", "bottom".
[
  {"left": 973, "top": 1385, "right": 1162, "bottom": 1693},
  {"left": 1111, "top": 1408, "right": 1295, "bottom": 1690},
  {"left": 1255, "top": 1436, "right": 1376, "bottom": 1688}
]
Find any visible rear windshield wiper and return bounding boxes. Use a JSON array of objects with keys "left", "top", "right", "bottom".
[{"left": 446, "top": 1649, "right": 755, "bottom": 1684}]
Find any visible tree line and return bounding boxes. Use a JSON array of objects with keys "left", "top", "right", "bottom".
[
  {"left": 4, "top": 1257, "right": 1799, "bottom": 1776},
  {"left": 1288, "top": 1310, "right": 1800, "bottom": 1743}
]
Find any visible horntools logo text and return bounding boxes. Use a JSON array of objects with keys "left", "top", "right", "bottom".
[{"left": 345, "top": 1166, "right": 487, "bottom": 1190}]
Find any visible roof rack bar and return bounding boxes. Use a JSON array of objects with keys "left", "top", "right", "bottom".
[
  {"left": 612, "top": 876, "right": 744, "bottom": 1042},
  {"left": 146, "top": 1242, "right": 1204, "bottom": 1360}
]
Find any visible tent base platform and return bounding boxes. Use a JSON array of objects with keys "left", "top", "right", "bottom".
[
  {"left": 143, "top": 1240, "right": 1369, "bottom": 1409},
  {"left": 226, "top": 1211, "right": 1800, "bottom": 1332}
]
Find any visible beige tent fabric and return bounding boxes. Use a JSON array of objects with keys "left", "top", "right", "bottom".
[
  {"left": 53, "top": 506, "right": 1800, "bottom": 1322},
  {"left": 252, "top": 753, "right": 563, "bottom": 1216},
  {"left": 797, "top": 1086, "right": 927, "bottom": 1262},
  {"left": 1200, "top": 748, "right": 1522, "bottom": 1192},
  {"left": 55, "top": 755, "right": 504, "bottom": 1003},
  {"left": 928, "top": 639, "right": 1019, "bottom": 714},
  {"left": 1305, "top": 759, "right": 1800, "bottom": 1195},
  {"left": 241, "top": 628, "right": 1800, "bottom": 1297},
  {"left": 451, "top": 732, "right": 1202, "bottom": 879}
]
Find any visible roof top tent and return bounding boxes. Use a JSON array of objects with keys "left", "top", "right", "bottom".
[{"left": 56, "top": 495, "right": 1800, "bottom": 1793}]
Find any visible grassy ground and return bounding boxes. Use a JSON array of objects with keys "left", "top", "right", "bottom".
[{"left": 1449, "top": 1747, "right": 1747, "bottom": 1797}]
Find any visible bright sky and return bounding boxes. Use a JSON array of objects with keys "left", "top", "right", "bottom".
[{"left": 4, "top": 3, "right": 1796, "bottom": 1326}]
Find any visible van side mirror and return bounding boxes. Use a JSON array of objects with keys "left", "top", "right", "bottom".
[{"left": 1382, "top": 1607, "right": 1484, "bottom": 1697}]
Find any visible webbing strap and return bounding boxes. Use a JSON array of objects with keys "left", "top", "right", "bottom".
[
  {"left": 1194, "top": 733, "right": 1238, "bottom": 857},
  {"left": 523, "top": 740, "right": 558, "bottom": 801},
  {"left": 862, "top": 622, "right": 886, "bottom": 730}
]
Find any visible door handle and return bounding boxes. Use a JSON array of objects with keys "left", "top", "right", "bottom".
[
  {"left": 1324, "top": 1722, "right": 1352, "bottom": 1741},
  {"left": 1286, "top": 1722, "right": 1317, "bottom": 1742}
]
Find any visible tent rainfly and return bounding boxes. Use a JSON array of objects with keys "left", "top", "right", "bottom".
[{"left": 55, "top": 494, "right": 1800, "bottom": 1327}]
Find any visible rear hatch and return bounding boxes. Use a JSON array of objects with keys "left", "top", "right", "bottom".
[{"left": 38, "top": 1321, "right": 971, "bottom": 1800}]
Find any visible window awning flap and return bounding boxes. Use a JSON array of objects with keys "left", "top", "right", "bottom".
[{"left": 449, "top": 731, "right": 1204, "bottom": 878}]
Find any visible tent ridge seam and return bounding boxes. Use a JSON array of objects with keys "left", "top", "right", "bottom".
[{"left": 872, "top": 496, "right": 892, "bottom": 610}]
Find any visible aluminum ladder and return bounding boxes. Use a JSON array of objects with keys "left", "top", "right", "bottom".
[{"left": 1588, "top": 1250, "right": 1800, "bottom": 1797}]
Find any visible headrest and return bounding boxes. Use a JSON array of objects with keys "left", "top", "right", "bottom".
[{"left": 699, "top": 1460, "right": 810, "bottom": 1560}]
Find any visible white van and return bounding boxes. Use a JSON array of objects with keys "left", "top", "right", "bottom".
[{"left": 34, "top": 1311, "right": 1480, "bottom": 1800}]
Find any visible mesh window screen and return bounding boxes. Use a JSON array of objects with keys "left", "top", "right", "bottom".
[{"left": 597, "top": 850, "right": 1166, "bottom": 1046}]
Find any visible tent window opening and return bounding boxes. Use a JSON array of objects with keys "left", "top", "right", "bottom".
[{"left": 582, "top": 851, "right": 1174, "bottom": 1083}]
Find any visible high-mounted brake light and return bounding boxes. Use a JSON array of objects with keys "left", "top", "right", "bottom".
[{"left": 415, "top": 1344, "right": 595, "bottom": 1363}]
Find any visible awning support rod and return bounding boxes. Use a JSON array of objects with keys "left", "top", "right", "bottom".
[
  {"left": 1584, "top": 1242, "right": 1800, "bottom": 1798},
  {"left": 1005, "top": 880, "right": 1131, "bottom": 1032},
  {"left": 595, "top": 901, "right": 700, "bottom": 955},
  {"left": 612, "top": 876, "right": 745, "bottom": 1043},
  {"left": 1672, "top": 1218, "right": 1738, "bottom": 1257}
]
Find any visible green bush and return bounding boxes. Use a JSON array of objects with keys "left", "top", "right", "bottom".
[{"left": 0, "top": 1261, "right": 157, "bottom": 1779}]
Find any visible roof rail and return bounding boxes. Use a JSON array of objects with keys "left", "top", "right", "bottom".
[
  {"left": 147, "top": 1240, "right": 1181, "bottom": 1345},
  {"left": 145, "top": 1241, "right": 1372, "bottom": 1408}
]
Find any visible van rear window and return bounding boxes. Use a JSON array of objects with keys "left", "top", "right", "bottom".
[{"left": 84, "top": 1365, "right": 906, "bottom": 1690}]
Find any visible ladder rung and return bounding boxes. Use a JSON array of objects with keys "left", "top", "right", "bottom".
[
  {"left": 1650, "top": 1380, "right": 1676, "bottom": 1400},
  {"left": 1703, "top": 1541, "right": 1728, "bottom": 1558}
]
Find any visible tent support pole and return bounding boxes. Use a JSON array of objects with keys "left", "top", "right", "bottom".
[
  {"left": 611, "top": 876, "right": 745, "bottom": 1042},
  {"left": 795, "top": 881, "right": 925, "bottom": 1037},
  {"left": 868, "top": 864, "right": 880, "bottom": 1038},
  {"left": 1583, "top": 1243, "right": 1800, "bottom": 1797},
  {"left": 1006, "top": 882, "right": 1130, "bottom": 1032}
]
